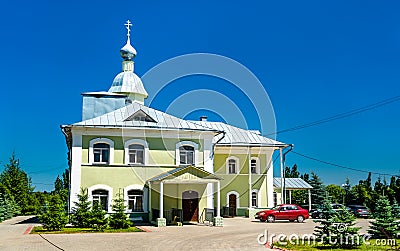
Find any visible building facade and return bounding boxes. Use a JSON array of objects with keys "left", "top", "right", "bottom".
[{"left": 61, "top": 22, "right": 289, "bottom": 227}]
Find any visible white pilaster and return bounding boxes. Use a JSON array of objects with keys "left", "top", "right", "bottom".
[
  {"left": 204, "top": 136, "right": 214, "bottom": 209},
  {"left": 217, "top": 181, "right": 221, "bottom": 217},
  {"left": 69, "top": 132, "right": 82, "bottom": 213},
  {"left": 267, "top": 157, "right": 274, "bottom": 208}
]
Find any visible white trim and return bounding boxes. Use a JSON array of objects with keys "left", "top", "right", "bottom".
[
  {"left": 123, "top": 184, "right": 148, "bottom": 213},
  {"left": 124, "top": 139, "right": 149, "bottom": 165},
  {"left": 226, "top": 156, "right": 239, "bottom": 174},
  {"left": 89, "top": 138, "right": 114, "bottom": 165},
  {"left": 251, "top": 189, "right": 260, "bottom": 208},
  {"left": 88, "top": 184, "right": 113, "bottom": 213},
  {"left": 69, "top": 132, "right": 82, "bottom": 213},
  {"left": 250, "top": 157, "right": 260, "bottom": 174},
  {"left": 226, "top": 191, "right": 240, "bottom": 208},
  {"left": 175, "top": 141, "right": 199, "bottom": 166}
]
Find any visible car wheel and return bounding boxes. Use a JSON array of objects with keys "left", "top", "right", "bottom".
[
  {"left": 297, "top": 215, "right": 305, "bottom": 223},
  {"left": 267, "top": 215, "right": 275, "bottom": 223}
]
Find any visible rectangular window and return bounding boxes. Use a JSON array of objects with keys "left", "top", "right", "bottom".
[
  {"left": 92, "top": 190, "right": 108, "bottom": 211},
  {"left": 129, "top": 144, "right": 144, "bottom": 164},
  {"left": 251, "top": 159, "right": 257, "bottom": 174},
  {"left": 128, "top": 190, "right": 144, "bottom": 212},
  {"left": 252, "top": 192, "right": 258, "bottom": 207},
  {"left": 228, "top": 159, "right": 236, "bottom": 174},
  {"left": 93, "top": 143, "right": 110, "bottom": 163},
  {"left": 179, "top": 146, "right": 194, "bottom": 165}
]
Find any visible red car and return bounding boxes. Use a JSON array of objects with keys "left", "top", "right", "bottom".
[{"left": 255, "top": 204, "right": 309, "bottom": 223}]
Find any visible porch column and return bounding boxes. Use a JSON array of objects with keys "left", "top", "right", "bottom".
[
  {"left": 280, "top": 148, "right": 284, "bottom": 204},
  {"left": 308, "top": 189, "right": 312, "bottom": 211},
  {"left": 159, "top": 181, "right": 164, "bottom": 218},
  {"left": 157, "top": 181, "right": 166, "bottom": 227},
  {"left": 289, "top": 190, "right": 292, "bottom": 204},
  {"left": 248, "top": 147, "right": 252, "bottom": 208},
  {"left": 213, "top": 180, "right": 223, "bottom": 227},
  {"left": 217, "top": 181, "right": 221, "bottom": 217}
]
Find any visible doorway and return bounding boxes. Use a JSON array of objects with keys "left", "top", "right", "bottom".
[
  {"left": 182, "top": 191, "right": 199, "bottom": 222},
  {"left": 228, "top": 194, "right": 237, "bottom": 216}
]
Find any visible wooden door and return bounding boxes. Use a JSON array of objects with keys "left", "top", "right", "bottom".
[
  {"left": 182, "top": 191, "right": 199, "bottom": 222},
  {"left": 229, "top": 194, "right": 237, "bottom": 216}
]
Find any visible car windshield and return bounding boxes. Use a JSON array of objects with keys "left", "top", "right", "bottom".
[{"left": 271, "top": 205, "right": 281, "bottom": 210}]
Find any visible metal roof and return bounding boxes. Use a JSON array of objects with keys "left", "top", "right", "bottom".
[
  {"left": 148, "top": 166, "right": 222, "bottom": 182},
  {"left": 70, "top": 102, "right": 219, "bottom": 132},
  {"left": 109, "top": 71, "right": 148, "bottom": 96},
  {"left": 189, "top": 121, "right": 287, "bottom": 147},
  {"left": 273, "top": 178, "right": 313, "bottom": 189}
]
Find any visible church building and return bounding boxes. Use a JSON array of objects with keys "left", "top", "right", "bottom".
[{"left": 61, "top": 21, "right": 290, "bottom": 227}]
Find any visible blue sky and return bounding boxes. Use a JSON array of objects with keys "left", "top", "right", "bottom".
[{"left": 0, "top": 1, "right": 399, "bottom": 191}]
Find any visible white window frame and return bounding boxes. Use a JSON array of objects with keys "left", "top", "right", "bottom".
[
  {"left": 226, "top": 156, "right": 239, "bottom": 174},
  {"left": 88, "top": 184, "right": 113, "bottom": 213},
  {"left": 124, "top": 139, "right": 149, "bottom": 165},
  {"left": 89, "top": 138, "right": 114, "bottom": 165},
  {"left": 175, "top": 141, "right": 198, "bottom": 166},
  {"left": 251, "top": 189, "right": 259, "bottom": 208},
  {"left": 250, "top": 157, "right": 260, "bottom": 174},
  {"left": 226, "top": 191, "right": 240, "bottom": 208},
  {"left": 124, "top": 184, "right": 148, "bottom": 213}
]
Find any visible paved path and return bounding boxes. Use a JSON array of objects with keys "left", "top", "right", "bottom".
[{"left": 0, "top": 216, "right": 371, "bottom": 251}]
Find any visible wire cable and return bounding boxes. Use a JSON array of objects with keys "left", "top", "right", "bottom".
[
  {"left": 292, "top": 151, "right": 399, "bottom": 177},
  {"left": 267, "top": 95, "right": 400, "bottom": 136}
]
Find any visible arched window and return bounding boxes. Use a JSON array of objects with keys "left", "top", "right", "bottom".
[
  {"left": 252, "top": 191, "right": 258, "bottom": 207},
  {"left": 92, "top": 189, "right": 109, "bottom": 211},
  {"left": 89, "top": 138, "right": 114, "bottom": 165},
  {"left": 128, "top": 144, "right": 144, "bottom": 164},
  {"left": 93, "top": 143, "right": 110, "bottom": 164},
  {"left": 226, "top": 156, "right": 239, "bottom": 174},
  {"left": 175, "top": 141, "right": 198, "bottom": 166},
  {"left": 179, "top": 146, "right": 194, "bottom": 165},
  {"left": 127, "top": 190, "right": 144, "bottom": 212}
]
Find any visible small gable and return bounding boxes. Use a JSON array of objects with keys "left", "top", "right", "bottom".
[{"left": 124, "top": 109, "right": 157, "bottom": 122}]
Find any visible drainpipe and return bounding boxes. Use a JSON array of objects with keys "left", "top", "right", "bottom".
[
  {"left": 282, "top": 144, "right": 294, "bottom": 204},
  {"left": 211, "top": 131, "right": 226, "bottom": 158}
]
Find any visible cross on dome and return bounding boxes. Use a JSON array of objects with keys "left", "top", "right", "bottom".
[{"left": 125, "top": 20, "right": 132, "bottom": 38}]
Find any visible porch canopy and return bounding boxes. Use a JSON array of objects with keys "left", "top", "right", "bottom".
[
  {"left": 147, "top": 166, "right": 223, "bottom": 219},
  {"left": 273, "top": 178, "right": 313, "bottom": 211}
]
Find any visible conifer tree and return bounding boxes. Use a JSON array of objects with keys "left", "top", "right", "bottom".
[
  {"left": 314, "top": 200, "right": 361, "bottom": 248},
  {"left": 90, "top": 201, "right": 108, "bottom": 231},
  {"left": 392, "top": 200, "right": 400, "bottom": 219},
  {"left": 39, "top": 195, "right": 68, "bottom": 231},
  {"left": 109, "top": 192, "right": 131, "bottom": 229},
  {"left": 0, "top": 196, "right": 6, "bottom": 222},
  {"left": 309, "top": 172, "right": 325, "bottom": 207},
  {"left": 71, "top": 188, "right": 92, "bottom": 227},
  {"left": 368, "top": 195, "right": 399, "bottom": 238}
]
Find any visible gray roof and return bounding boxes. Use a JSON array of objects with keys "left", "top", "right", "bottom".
[
  {"left": 273, "top": 178, "right": 313, "bottom": 189},
  {"left": 70, "top": 102, "right": 219, "bottom": 132},
  {"left": 68, "top": 103, "right": 288, "bottom": 147},
  {"left": 190, "top": 121, "right": 287, "bottom": 147},
  {"left": 109, "top": 71, "right": 148, "bottom": 97}
]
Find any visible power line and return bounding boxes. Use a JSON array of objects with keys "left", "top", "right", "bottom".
[
  {"left": 292, "top": 151, "right": 399, "bottom": 177},
  {"left": 267, "top": 95, "right": 400, "bottom": 136}
]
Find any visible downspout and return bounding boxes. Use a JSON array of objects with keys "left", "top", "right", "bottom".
[
  {"left": 282, "top": 144, "right": 294, "bottom": 204},
  {"left": 211, "top": 131, "right": 226, "bottom": 159}
]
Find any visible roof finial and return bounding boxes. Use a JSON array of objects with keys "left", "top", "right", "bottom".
[
  {"left": 120, "top": 20, "right": 137, "bottom": 61},
  {"left": 125, "top": 20, "right": 132, "bottom": 39}
]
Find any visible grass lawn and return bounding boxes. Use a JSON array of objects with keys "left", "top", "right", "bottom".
[
  {"left": 31, "top": 226, "right": 143, "bottom": 234},
  {"left": 273, "top": 239, "right": 398, "bottom": 251}
]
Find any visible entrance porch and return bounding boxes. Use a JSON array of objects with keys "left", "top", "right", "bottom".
[{"left": 147, "top": 166, "right": 223, "bottom": 227}]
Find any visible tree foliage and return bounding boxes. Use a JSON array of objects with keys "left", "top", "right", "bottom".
[
  {"left": 90, "top": 201, "right": 108, "bottom": 230},
  {"left": 109, "top": 192, "right": 131, "bottom": 229},
  {"left": 309, "top": 172, "right": 325, "bottom": 207},
  {"left": 368, "top": 195, "right": 399, "bottom": 239},
  {"left": 71, "top": 188, "right": 92, "bottom": 227},
  {"left": 39, "top": 195, "right": 68, "bottom": 231},
  {"left": 0, "top": 153, "right": 34, "bottom": 215}
]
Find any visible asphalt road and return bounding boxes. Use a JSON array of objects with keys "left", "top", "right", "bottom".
[{"left": 0, "top": 216, "right": 372, "bottom": 251}]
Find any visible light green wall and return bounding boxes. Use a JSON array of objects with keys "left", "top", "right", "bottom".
[{"left": 81, "top": 135, "right": 203, "bottom": 166}]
